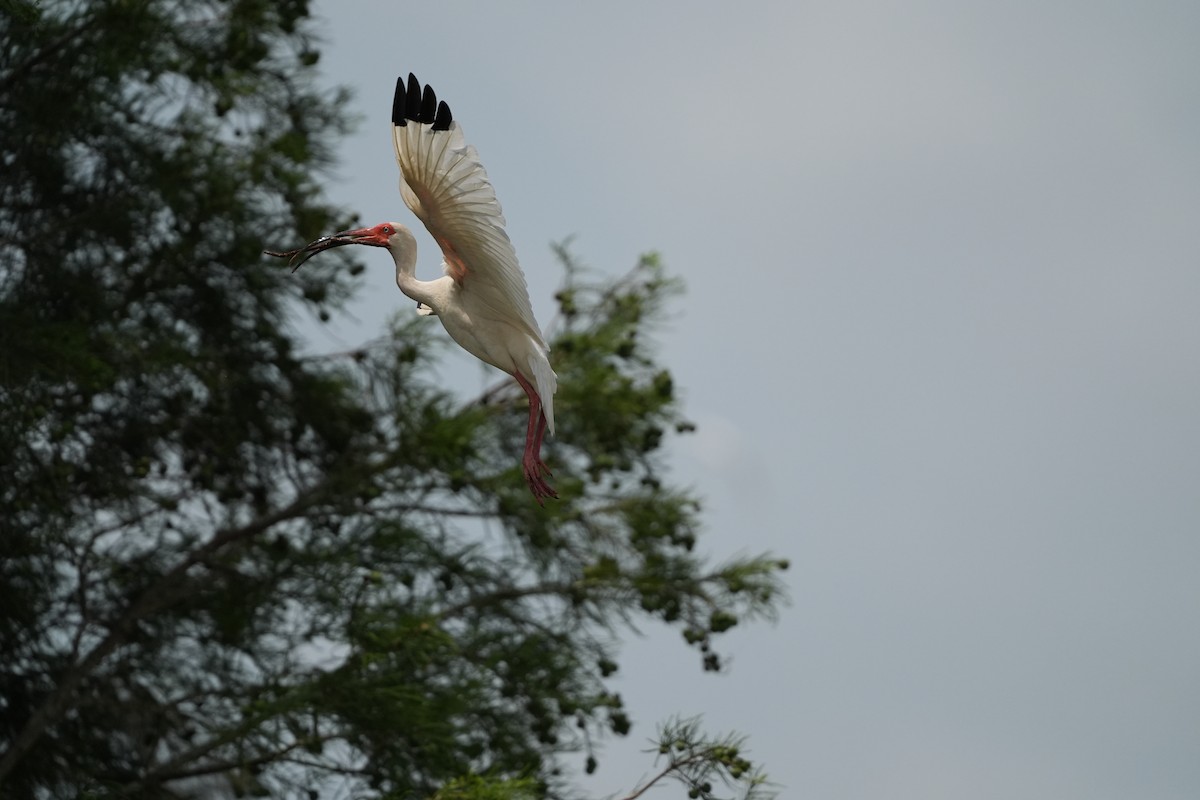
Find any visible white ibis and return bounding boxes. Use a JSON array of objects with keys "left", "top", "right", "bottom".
[{"left": 268, "top": 74, "right": 557, "bottom": 504}]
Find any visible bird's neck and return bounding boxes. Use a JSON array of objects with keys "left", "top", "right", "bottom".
[{"left": 389, "top": 237, "right": 441, "bottom": 309}]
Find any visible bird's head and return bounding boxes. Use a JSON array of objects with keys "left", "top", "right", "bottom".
[
  {"left": 334, "top": 222, "right": 409, "bottom": 248},
  {"left": 265, "top": 222, "right": 410, "bottom": 271}
]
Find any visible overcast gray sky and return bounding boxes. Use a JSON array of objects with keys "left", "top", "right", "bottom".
[{"left": 302, "top": 2, "right": 1200, "bottom": 797}]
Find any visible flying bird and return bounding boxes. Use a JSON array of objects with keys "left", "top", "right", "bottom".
[{"left": 267, "top": 74, "right": 558, "bottom": 504}]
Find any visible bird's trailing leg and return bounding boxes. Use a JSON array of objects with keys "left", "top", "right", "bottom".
[{"left": 513, "top": 371, "right": 557, "bottom": 505}]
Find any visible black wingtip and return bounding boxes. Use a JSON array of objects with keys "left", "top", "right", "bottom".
[
  {"left": 393, "top": 73, "right": 454, "bottom": 131},
  {"left": 391, "top": 75, "right": 406, "bottom": 126},
  {"left": 420, "top": 84, "right": 437, "bottom": 124},
  {"left": 405, "top": 74, "right": 422, "bottom": 123},
  {"left": 433, "top": 100, "right": 452, "bottom": 131}
]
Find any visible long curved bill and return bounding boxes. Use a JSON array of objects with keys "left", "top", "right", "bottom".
[{"left": 264, "top": 230, "right": 360, "bottom": 272}]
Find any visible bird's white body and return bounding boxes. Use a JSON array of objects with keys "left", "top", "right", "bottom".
[{"left": 384, "top": 225, "right": 556, "bottom": 436}]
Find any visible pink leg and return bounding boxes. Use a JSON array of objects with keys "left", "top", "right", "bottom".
[
  {"left": 513, "top": 371, "right": 557, "bottom": 504},
  {"left": 532, "top": 411, "right": 549, "bottom": 472}
]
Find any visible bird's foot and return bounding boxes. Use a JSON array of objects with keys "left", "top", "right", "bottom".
[{"left": 522, "top": 455, "right": 557, "bottom": 506}]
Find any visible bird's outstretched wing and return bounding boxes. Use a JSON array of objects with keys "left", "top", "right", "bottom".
[{"left": 391, "top": 74, "right": 545, "bottom": 346}]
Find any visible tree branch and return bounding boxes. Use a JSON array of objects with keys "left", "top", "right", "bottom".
[
  {"left": 123, "top": 736, "right": 320, "bottom": 792},
  {"left": 620, "top": 752, "right": 709, "bottom": 800},
  {"left": 0, "top": 13, "right": 94, "bottom": 96},
  {"left": 0, "top": 480, "right": 336, "bottom": 784},
  {"left": 436, "top": 581, "right": 579, "bottom": 622}
]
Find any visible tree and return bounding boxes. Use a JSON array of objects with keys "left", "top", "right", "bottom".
[{"left": 0, "top": 2, "right": 787, "bottom": 798}]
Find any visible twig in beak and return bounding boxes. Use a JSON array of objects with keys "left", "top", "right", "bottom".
[{"left": 264, "top": 235, "right": 355, "bottom": 272}]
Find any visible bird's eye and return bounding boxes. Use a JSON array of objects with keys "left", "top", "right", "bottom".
[{"left": 382, "top": 225, "right": 394, "bottom": 235}]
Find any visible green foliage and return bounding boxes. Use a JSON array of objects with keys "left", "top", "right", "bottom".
[
  {"left": 632, "top": 718, "right": 777, "bottom": 800},
  {"left": 0, "top": 2, "right": 787, "bottom": 799},
  {"left": 431, "top": 774, "right": 539, "bottom": 800}
]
